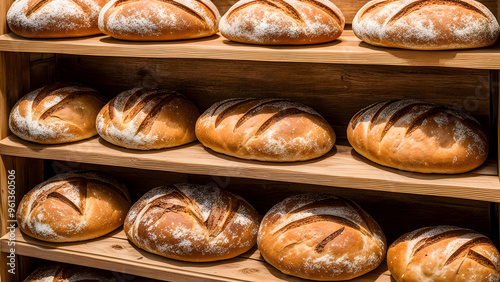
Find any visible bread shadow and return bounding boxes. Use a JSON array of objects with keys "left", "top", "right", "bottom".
[
  {"left": 98, "top": 34, "right": 221, "bottom": 45},
  {"left": 97, "top": 137, "right": 199, "bottom": 153},
  {"left": 220, "top": 38, "right": 343, "bottom": 49}
]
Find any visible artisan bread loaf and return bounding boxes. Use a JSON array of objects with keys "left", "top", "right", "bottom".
[
  {"left": 347, "top": 100, "right": 488, "bottom": 174},
  {"left": 98, "top": 0, "right": 220, "bottom": 41},
  {"left": 25, "top": 263, "right": 116, "bottom": 281},
  {"left": 388, "top": 226, "right": 500, "bottom": 282},
  {"left": 196, "top": 98, "right": 336, "bottom": 161},
  {"left": 7, "top": 0, "right": 108, "bottom": 38},
  {"left": 9, "top": 82, "right": 106, "bottom": 144},
  {"left": 17, "top": 171, "right": 131, "bottom": 242},
  {"left": 219, "top": 0, "right": 345, "bottom": 45},
  {"left": 124, "top": 184, "right": 260, "bottom": 262},
  {"left": 352, "top": 0, "right": 500, "bottom": 50},
  {"left": 258, "top": 193, "right": 387, "bottom": 280},
  {"left": 96, "top": 88, "right": 199, "bottom": 150}
]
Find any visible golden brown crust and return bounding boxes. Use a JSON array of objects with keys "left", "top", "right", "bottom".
[
  {"left": 24, "top": 263, "right": 116, "bottom": 281},
  {"left": 124, "top": 184, "right": 260, "bottom": 262},
  {"left": 17, "top": 171, "right": 131, "bottom": 242},
  {"left": 195, "top": 98, "right": 336, "bottom": 162},
  {"left": 347, "top": 99, "right": 488, "bottom": 174},
  {"left": 9, "top": 82, "right": 106, "bottom": 144},
  {"left": 257, "top": 193, "right": 387, "bottom": 281},
  {"left": 388, "top": 226, "right": 500, "bottom": 282}
]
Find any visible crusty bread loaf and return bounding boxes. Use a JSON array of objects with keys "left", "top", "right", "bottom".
[
  {"left": 24, "top": 263, "right": 116, "bottom": 282},
  {"left": 196, "top": 98, "right": 336, "bottom": 162},
  {"left": 96, "top": 88, "right": 199, "bottom": 150},
  {"left": 388, "top": 226, "right": 500, "bottom": 282},
  {"left": 352, "top": 0, "right": 500, "bottom": 50},
  {"left": 219, "top": 0, "right": 345, "bottom": 45},
  {"left": 258, "top": 193, "right": 387, "bottom": 281},
  {"left": 7, "top": 0, "right": 108, "bottom": 38},
  {"left": 347, "top": 100, "right": 488, "bottom": 174},
  {"left": 98, "top": 0, "right": 220, "bottom": 41},
  {"left": 9, "top": 82, "right": 106, "bottom": 144},
  {"left": 17, "top": 171, "right": 131, "bottom": 242},
  {"left": 124, "top": 184, "right": 260, "bottom": 262}
]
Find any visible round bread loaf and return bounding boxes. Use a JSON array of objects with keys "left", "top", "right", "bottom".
[
  {"left": 98, "top": 0, "right": 220, "bottom": 41},
  {"left": 388, "top": 226, "right": 500, "bottom": 282},
  {"left": 25, "top": 263, "right": 116, "bottom": 282},
  {"left": 352, "top": 0, "right": 500, "bottom": 50},
  {"left": 258, "top": 193, "right": 387, "bottom": 281},
  {"left": 9, "top": 82, "right": 106, "bottom": 144},
  {"left": 219, "top": 0, "right": 345, "bottom": 45},
  {"left": 195, "top": 98, "right": 336, "bottom": 162},
  {"left": 124, "top": 184, "right": 260, "bottom": 262},
  {"left": 347, "top": 100, "right": 488, "bottom": 174},
  {"left": 7, "top": 0, "right": 108, "bottom": 38},
  {"left": 17, "top": 171, "right": 131, "bottom": 242},
  {"left": 96, "top": 88, "right": 199, "bottom": 150}
]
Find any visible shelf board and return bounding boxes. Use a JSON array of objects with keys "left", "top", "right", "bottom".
[
  {"left": 0, "top": 228, "right": 391, "bottom": 282},
  {"left": 0, "top": 31, "right": 499, "bottom": 69},
  {"left": 1, "top": 135, "right": 499, "bottom": 202}
]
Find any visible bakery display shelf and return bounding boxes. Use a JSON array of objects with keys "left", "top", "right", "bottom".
[
  {"left": 0, "top": 228, "right": 392, "bottom": 282},
  {"left": 0, "top": 30, "right": 499, "bottom": 69},
  {"left": 1, "top": 134, "right": 498, "bottom": 202}
]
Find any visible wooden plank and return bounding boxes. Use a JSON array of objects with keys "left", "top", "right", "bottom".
[
  {"left": 0, "top": 229, "right": 392, "bottom": 282},
  {"left": 0, "top": 31, "right": 499, "bottom": 69},
  {"left": 0, "top": 135, "right": 499, "bottom": 202}
]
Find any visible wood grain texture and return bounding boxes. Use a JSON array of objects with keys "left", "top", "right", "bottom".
[
  {"left": 0, "top": 228, "right": 392, "bottom": 282},
  {"left": 0, "top": 31, "right": 500, "bottom": 69}
]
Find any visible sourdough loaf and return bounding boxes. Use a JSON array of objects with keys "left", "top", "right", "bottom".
[{"left": 25, "top": 263, "right": 116, "bottom": 282}]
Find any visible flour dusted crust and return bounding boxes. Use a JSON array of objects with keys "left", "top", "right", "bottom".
[
  {"left": 258, "top": 193, "right": 387, "bottom": 281},
  {"left": 219, "top": 0, "right": 345, "bottom": 45},
  {"left": 124, "top": 184, "right": 260, "bottom": 262},
  {"left": 352, "top": 0, "right": 500, "bottom": 50},
  {"left": 25, "top": 263, "right": 116, "bottom": 281},
  {"left": 7, "top": 0, "right": 108, "bottom": 38},
  {"left": 388, "top": 226, "right": 500, "bottom": 281},
  {"left": 9, "top": 82, "right": 106, "bottom": 144},
  {"left": 96, "top": 88, "right": 199, "bottom": 150},
  {"left": 17, "top": 171, "right": 131, "bottom": 242},
  {"left": 347, "top": 100, "right": 489, "bottom": 174},
  {"left": 195, "top": 98, "right": 336, "bottom": 162},
  {"left": 98, "top": 0, "right": 220, "bottom": 41}
]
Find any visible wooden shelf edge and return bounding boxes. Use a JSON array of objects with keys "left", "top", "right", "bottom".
[
  {"left": 0, "top": 229, "right": 392, "bottom": 282},
  {"left": 0, "top": 135, "right": 499, "bottom": 203}
]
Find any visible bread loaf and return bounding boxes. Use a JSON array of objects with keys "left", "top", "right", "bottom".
[
  {"left": 196, "top": 98, "right": 336, "bottom": 162},
  {"left": 347, "top": 100, "right": 488, "bottom": 174},
  {"left": 388, "top": 226, "right": 500, "bottom": 282},
  {"left": 352, "top": 0, "right": 500, "bottom": 50},
  {"left": 96, "top": 88, "right": 199, "bottom": 150},
  {"left": 25, "top": 263, "right": 116, "bottom": 282},
  {"left": 258, "top": 193, "right": 387, "bottom": 281},
  {"left": 17, "top": 171, "right": 131, "bottom": 242},
  {"left": 7, "top": 0, "right": 108, "bottom": 38},
  {"left": 219, "top": 0, "right": 345, "bottom": 45},
  {"left": 124, "top": 184, "right": 260, "bottom": 262},
  {"left": 98, "top": 0, "right": 220, "bottom": 41},
  {"left": 9, "top": 82, "right": 106, "bottom": 144}
]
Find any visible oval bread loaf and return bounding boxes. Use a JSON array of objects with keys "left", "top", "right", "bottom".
[
  {"left": 7, "top": 0, "right": 108, "bottom": 38},
  {"left": 196, "top": 98, "right": 336, "bottom": 162},
  {"left": 96, "top": 88, "right": 199, "bottom": 150},
  {"left": 17, "top": 171, "right": 131, "bottom": 242},
  {"left": 352, "top": 0, "right": 500, "bottom": 50},
  {"left": 124, "top": 184, "right": 260, "bottom": 262},
  {"left": 219, "top": 0, "right": 345, "bottom": 45},
  {"left": 25, "top": 263, "right": 116, "bottom": 282},
  {"left": 347, "top": 100, "right": 488, "bottom": 174},
  {"left": 388, "top": 226, "right": 500, "bottom": 282},
  {"left": 9, "top": 82, "right": 107, "bottom": 144},
  {"left": 98, "top": 0, "right": 220, "bottom": 40},
  {"left": 258, "top": 193, "right": 387, "bottom": 281}
]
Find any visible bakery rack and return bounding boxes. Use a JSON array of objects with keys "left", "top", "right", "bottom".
[{"left": 1, "top": 0, "right": 500, "bottom": 281}]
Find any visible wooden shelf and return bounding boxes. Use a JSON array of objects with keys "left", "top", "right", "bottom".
[
  {"left": 0, "top": 228, "right": 391, "bottom": 282},
  {"left": 1, "top": 135, "right": 499, "bottom": 202},
  {"left": 0, "top": 30, "right": 499, "bottom": 69}
]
